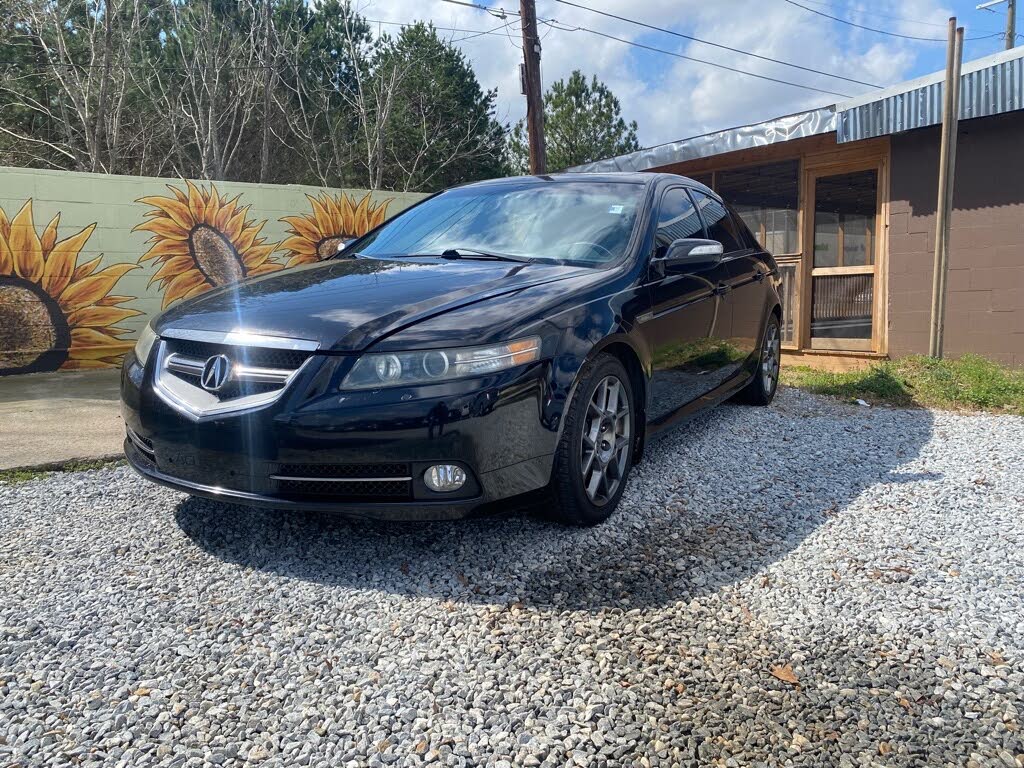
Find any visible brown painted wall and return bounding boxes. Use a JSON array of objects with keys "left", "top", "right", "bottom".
[{"left": 889, "top": 111, "right": 1024, "bottom": 365}]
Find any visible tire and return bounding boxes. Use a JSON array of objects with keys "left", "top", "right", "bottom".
[
  {"left": 549, "top": 354, "right": 635, "bottom": 526},
  {"left": 735, "top": 313, "right": 781, "bottom": 406}
]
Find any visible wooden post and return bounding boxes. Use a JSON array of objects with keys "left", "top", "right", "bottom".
[
  {"left": 929, "top": 20, "right": 964, "bottom": 359},
  {"left": 519, "top": 0, "right": 547, "bottom": 174},
  {"left": 1008, "top": 0, "right": 1017, "bottom": 50}
]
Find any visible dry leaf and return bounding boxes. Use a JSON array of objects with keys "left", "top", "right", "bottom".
[
  {"left": 948, "top": 569, "right": 961, "bottom": 577},
  {"left": 414, "top": 740, "right": 428, "bottom": 754},
  {"left": 989, "top": 651, "right": 1008, "bottom": 666},
  {"left": 456, "top": 573, "right": 469, "bottom": 586},
  {"left": 133, "top": 687, "right": 152, "bottom": 697},
  {"left": 878, "top": 741, "right": 892, "bottom": 756},
  {"left": 868, "top": 569, "right": 883, "bottom": 580},
  {"left": 769, "top": 664, "right": 799, "bottom": 685},
  {"left": 897, "top": 697, "right": 912, "bottom": 712}
]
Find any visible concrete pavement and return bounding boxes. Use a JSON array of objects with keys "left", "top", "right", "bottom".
[{"left": 0, "top": 370, "right": 124, "bottom": 471}]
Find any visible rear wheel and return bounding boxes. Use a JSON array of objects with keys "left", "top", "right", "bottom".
[
  {"left": 550, "top": 355, "right": 635, "bottom": 526},
  {"left": 736, "top": 313, "right": 781, "bottom": 406}
]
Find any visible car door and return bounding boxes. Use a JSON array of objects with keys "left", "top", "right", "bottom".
[
  {"left": 722, "top": 203, "right": 773, "bottom": 371},
  {"left": 639, "top": 186, "right": 734, "bottom": 427},
  {"left": 689, "top": 189, "right": 751, "bottom": 385}
]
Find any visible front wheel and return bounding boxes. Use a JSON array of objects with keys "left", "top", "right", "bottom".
[
  {"left": 550, "top": 354, "right": 635, "bottom": 526},
  {"left": 735, "top": 313, "right": 781, "bottom": 406}
]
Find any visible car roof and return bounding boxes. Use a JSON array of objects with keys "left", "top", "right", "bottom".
[{"left": 457, "top": 172, "right": 716, "bottom": 196}]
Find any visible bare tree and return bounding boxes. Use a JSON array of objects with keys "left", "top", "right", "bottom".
[{"left": 0, "top": 0, "right": 143, "bottom": 172}]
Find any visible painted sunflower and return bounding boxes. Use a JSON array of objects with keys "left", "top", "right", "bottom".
[
  {"left": 280, "top": 191, "right": 391, "bottom": 267},
  {"left": 135, "top": 181, "right": 283, "bottom": 308},
  {"left": 0, "top": 200, "right": 139, "bottom": 375}
]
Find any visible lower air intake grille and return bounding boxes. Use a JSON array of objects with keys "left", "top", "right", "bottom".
[{"left": 272, "top": 463, "right": 413, "bottom": 501}]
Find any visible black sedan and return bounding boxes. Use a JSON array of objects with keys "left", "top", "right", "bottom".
[{"left": 121, "top": 173, "right": 782, "bottom": 525}]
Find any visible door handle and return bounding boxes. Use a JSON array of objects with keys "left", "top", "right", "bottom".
[{"left": 713, "top": 282, "right": 731, "bottom": 296}]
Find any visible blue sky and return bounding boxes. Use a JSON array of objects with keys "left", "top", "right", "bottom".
[{"left": 373, "top": 0, "right": 1018, "bottom": 147}]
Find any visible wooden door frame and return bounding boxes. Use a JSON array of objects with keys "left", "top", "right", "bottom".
[{"left": 801, "top": 152, "right": 890, "bottom": 355}]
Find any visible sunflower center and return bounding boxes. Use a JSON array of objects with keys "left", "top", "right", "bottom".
[
  {"left": 189, "top": 224, "right": 246, "bottom": 286},
  {"left": 316, "top": 236, "right": 351, "bottom": 260},
  {"left": 0, "top": 276, "right": 71, "bottom": 374}
]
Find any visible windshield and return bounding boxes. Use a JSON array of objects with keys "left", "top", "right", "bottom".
[{"left": 354, "top": 181, "right": 646, "bottom": 266}]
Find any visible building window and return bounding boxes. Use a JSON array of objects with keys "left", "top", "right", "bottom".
[
  {"left": 715, "top": 160, "right": 799, "bottom": 255},
  {"left": 812, "top": 169, "right": 877, "bottom": 268}
]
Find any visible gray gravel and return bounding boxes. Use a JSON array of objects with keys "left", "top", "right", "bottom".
[{"left": 2, "top": 388, "right": 1023, "bottom": 768}]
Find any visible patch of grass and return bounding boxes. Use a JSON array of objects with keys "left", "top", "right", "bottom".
[
  {"left": 0, "top": 457, "right": 125, "bottom": 485},
  {"left": 781, "top": 354, "right": 1024, "bottom": 414}
]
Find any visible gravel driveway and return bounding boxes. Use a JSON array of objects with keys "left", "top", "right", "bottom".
[{"left": 2, "top": 389, "right": 1023, "bottom": 768}]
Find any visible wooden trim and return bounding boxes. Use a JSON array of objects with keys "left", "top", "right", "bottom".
[
  {"left": 811, "top": 265, "right": 875, "bottom": 276},
  {"left": 810, "top": 337, "right": 874, "bottom": 352},
  {"left": 782, "top": 348, "right": 887, "bottom": 372}
]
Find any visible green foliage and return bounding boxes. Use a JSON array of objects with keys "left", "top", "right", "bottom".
[
  {"left": 781, "top": 355, "right": 1024, "bottom": 414},
  {"left": 0, "top": 458, "right": 125, "bottom": 485},
  {"left": 372, "top": 23, "right": 507, "bottom": 191},
  {"left": 510, "top": 70, "right": 640, "bottom": 173},
  {"left": 0, "top": 1, "right": 506, "bottom": 189}
]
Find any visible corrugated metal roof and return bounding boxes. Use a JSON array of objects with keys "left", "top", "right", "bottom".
[
  {"left": 836, "top": 45, "right": 1024, "bottom": 142},
  {"left": 567, "top": 47, "right": 1024, "bottom": 172}
]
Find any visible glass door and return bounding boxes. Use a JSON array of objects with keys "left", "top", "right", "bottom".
[{"left": 806, "top": 167, "right": 880, "bottom": 352}]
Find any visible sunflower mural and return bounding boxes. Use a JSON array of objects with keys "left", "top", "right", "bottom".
[
  {"left": 134, "top": 181, "right": 284, "bottom": 309},
  {"left": 280, "top": 191, "right": 392, "bottom": 267},
  {"left": 0, "top": 200, "right": 139, "bottom": 375}
]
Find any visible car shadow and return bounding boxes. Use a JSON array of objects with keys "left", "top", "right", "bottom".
[{"left": 174, "top": 391, "right": 936, "bottom": 611}]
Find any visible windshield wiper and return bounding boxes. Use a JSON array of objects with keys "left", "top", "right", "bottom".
[{"left": 436, "top": 247, "right": 532, "bottom": 263}]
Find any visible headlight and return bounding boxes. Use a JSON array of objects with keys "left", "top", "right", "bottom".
[
  {"left": 341, "top": 337, "right": 541, "bottom": 390},
  {"left": 134, "top": 323, "right": 159, "bottom": 367}
]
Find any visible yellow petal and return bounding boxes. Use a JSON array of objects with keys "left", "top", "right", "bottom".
[
  {"left": 72, "top": 256, "right": 103, "bottom": 282},
  {"left": 185, "top": 180, "right": 205, "bottom": 222},
  {"left": 308, "top": 195, "right": 334, "bottom": 235},
  {"left": 40, "top": 213, "right": 61, "bottom": 255},
  {"left": 0, "top": 206, "right": 10, "bottom": 241},
  {"left": 248, "top": 262, "right": 284, "bottom": 276},
  {"left": 353, "top": 193, "right": 372, "bottom": 236},
  {"left": 286, "top": 253, "right": 319, "bottom": 269},
  {"left": 215, "top": 197, "right": 239, "bottom": 230},
  {"left": 149, "top": 254, "right": 198, "bottom": 286},
  {"left": 168, "top": 184, "right": 188, "bottom": 204},
  {"left": 66, "top": 305, "right": 142, "bottom": 328},
  {"left": 133, "top": 217, "right": 191, "bottom": 241},
  {"left": 161, "top": 270, "right": 207, "bottom": 309},
  {"left": 0, "top": 234, "right": 12, "bottom": 274},
  {"left": 59, "top": 262, "right": 137, "bottom": 311},
  {"left": 137, "top": 196, "right": 195, "bottom": 231},
  {"left": 43, "top": 223, "right": 96, "bottom": 296},
  {"left": 181, "top": 282, "right": 211, "bottom": 301},
  {"left": 139, "top": 238, "right": 190, "bottom": 263},
  {"left": 68, "top": 327, "right": 131, "bottom": 359},
  {"left": 96, "top": 294, "right": 134, "bottom": 307},
  {"left": 9, "top": 200, "right": 44, "bottom": 282},
  {"left": 280, "top": 235, "right": 316, "bottom": 255}
]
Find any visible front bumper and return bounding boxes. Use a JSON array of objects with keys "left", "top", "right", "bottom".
[{"left": 121, "top": 349, "right": 557, "bottom": 520}]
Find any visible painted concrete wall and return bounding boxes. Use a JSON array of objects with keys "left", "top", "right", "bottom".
[
  {"left": 889, "top": 112, "right": 1024, "bottom": 366},
  {"left": 0, "top": 167, "right": 427, "bottom": 376}
]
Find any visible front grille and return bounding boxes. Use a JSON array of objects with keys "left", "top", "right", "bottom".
[
  {"left": 272, "top": 463, "right": 413, "bottom": 502},
  {"left": 277, "top": 478, "right": 412, "bottom": 500},
  {"left": 276, "top": 462, "right": 409, "bottom": 479},
  {"left": 164, "top": 339, "right": 313, "bottom": 370}
]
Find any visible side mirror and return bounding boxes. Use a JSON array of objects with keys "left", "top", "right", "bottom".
[{"left": 661, "top": 238, "right": 724, "bottom": 272}]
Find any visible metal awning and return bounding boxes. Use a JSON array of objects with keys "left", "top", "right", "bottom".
[{"left": 568, "top": 46, "right": 1024, "bottom": 173}]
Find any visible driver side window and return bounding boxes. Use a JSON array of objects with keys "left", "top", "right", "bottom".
[{"left": 655, "top": 188, "right": 703, "bottom": 256}]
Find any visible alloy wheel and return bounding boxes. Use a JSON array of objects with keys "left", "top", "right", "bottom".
[
  {"left": 580, "top": 375, "right": 631, "bottom": 506},
  {"left": 762, "top": 322, "right": 781, "bottom": 393}
]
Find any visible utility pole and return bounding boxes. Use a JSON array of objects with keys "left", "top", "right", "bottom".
[
  {"left": 976, "top": 0, "right": 1016, "bottom": 49},
  {"left": 519, "top": 0, "right": 547, "bottom": 174},
  {"left": 929, "top": 18, "right": 964, "bottom": 359},
  {"left": 1009, "top": 0, "right": 1017, "bottom": 50}
]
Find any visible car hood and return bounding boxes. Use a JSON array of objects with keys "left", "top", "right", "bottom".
[{"left": 153, "top": 256, "right": 593, "bottom": 352}]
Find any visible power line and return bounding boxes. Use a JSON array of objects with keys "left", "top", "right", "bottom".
[
  {"left": 551, "top": 0, "right": 879, "bottom": 88},
  {"left": 797, "top": 0, "right": 1007, "bottom": 33},
  {"left": 780, "top": 0, "right": 1005, "bottom": 42},
  {"left": 443, "top": 0, "right": 853, "bottom": 97}
]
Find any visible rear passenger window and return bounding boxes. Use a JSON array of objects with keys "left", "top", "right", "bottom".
[
  {"left": 655, "top": 188, "right": 703, "bottom": 253},
  {"left": 691, "top": 190, "right": 744, "bottom": 252}
]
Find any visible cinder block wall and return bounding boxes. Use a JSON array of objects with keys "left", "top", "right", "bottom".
[
  {"left": 0, "top": 167, "right": 427, "bottom": 376},
  {"left": 888, "top": 111, "right": 1024, "bottom": 366}
]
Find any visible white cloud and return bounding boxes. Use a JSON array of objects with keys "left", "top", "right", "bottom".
[{"left": 358, "top": 0, "right": 950, "bottom": 150}]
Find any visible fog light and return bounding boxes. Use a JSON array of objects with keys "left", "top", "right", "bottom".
[{"left": 424, "top": 464, "right": 466, "bottom": 492}]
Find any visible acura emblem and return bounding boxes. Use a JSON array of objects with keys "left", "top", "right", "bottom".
[{"left": 200, "top": 354, "right": 232, "bottom": 392}]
